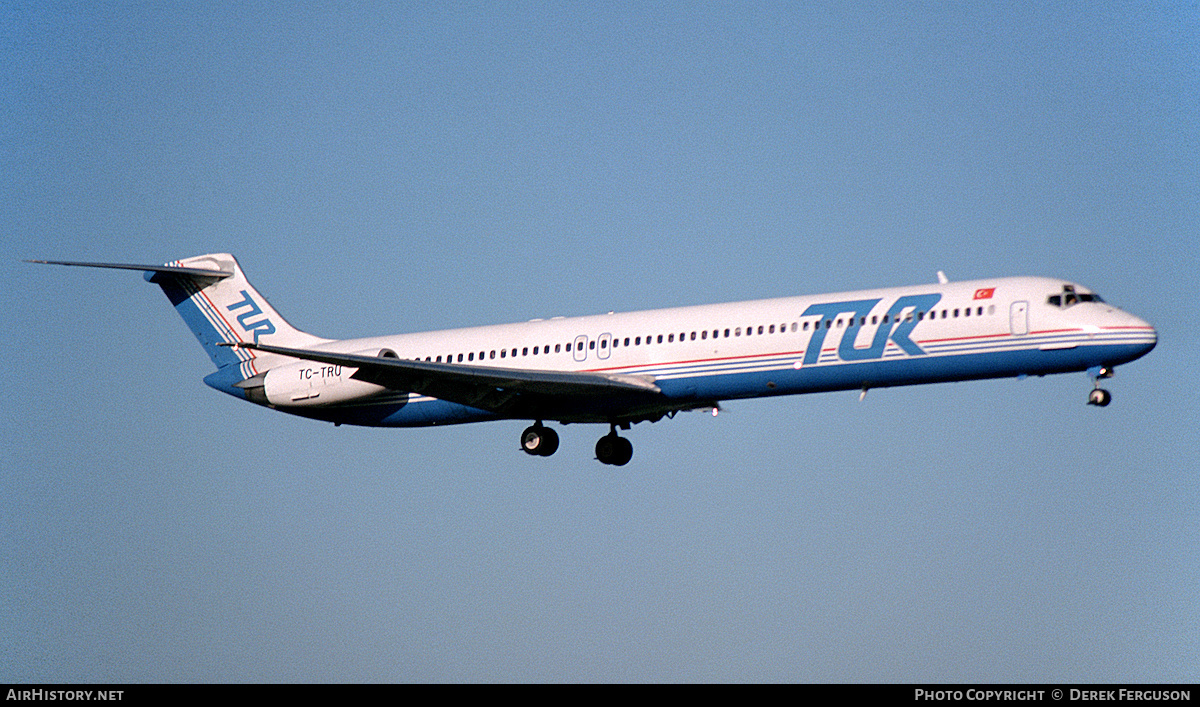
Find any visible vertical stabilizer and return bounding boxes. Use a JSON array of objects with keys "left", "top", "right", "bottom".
[{"left": 149, "top": 253, "right": 326, "bottom": 379}]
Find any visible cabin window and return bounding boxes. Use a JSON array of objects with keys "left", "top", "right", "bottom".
[
  {"left": 668, "top": 334, "right": 674, "bottom": 343},
  {"left": 555, "top": 344, "right": 562, "bottom": 353},
  {"left": 623, "top": 337, "right": 629, "bottom": 346},
  {"left": 657, "top": 334, "right": 663, "bottom": 343},
  {"left": 724, "top": 328, "right": 731, "bottom": 338},
  {"left": 589, "top": 341, "right": 595, "bottom": 350},
  {"left": 690, "top": 332, "right": 696, "bottom": 341}
]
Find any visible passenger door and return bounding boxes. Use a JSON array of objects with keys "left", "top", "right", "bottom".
[{"left": 1010, "top": 301, "right": 1029, "bottom": 336}]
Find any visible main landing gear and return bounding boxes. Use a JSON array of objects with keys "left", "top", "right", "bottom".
[
  {"left": 519, "top": 422, "right": 634, "bottom": 466},
  {"left": 594, "top": 427, "right": 633, "bottom": 467},
  {"left": 520, "top": 422, "right": 559, "bottom": 457},
  {"left": 1087, "top": 366, "right": 1114, "bottom": 407}
]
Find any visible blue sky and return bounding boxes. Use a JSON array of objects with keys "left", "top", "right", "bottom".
[{"left": 3, "top": 1, "right": 1197, "bottom": 682}]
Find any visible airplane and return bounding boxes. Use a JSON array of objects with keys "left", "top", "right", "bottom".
[{"left": 30, "top": 254, "right": 1156, "bottom": 465}]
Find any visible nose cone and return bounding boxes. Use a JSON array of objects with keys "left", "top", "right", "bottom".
[
  {"left": 1135, "top": 315, "right": 1158, "bottom": 356},
  {"left": 1119, "top": 311, "right": 1157, "bottom": 360}
]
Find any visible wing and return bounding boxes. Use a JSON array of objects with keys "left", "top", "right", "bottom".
[{"left": 224, "top": 341, "right": 665, "bottom": 421}]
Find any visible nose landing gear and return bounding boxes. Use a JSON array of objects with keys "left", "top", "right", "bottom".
[
  {"left": 1087, "top": 388, "right": 1112, "bottom": 407},
  {"left": 1087, "top": 366, "right": 1113, "bottom": 407}
]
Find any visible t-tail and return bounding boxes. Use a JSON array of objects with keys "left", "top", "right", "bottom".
[{"left": 29, "top": 254, "right": 327, "bottom": 395}]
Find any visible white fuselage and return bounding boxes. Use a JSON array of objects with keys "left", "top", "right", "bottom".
[{"left": 250, "top": 275, "right": 1154, "bottom": 427}]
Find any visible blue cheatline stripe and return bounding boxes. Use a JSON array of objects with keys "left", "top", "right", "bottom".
[{"left": 587, "top": 329, "right": 1153, "bottom": 381}]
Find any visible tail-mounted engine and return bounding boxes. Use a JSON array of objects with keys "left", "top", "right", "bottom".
[{"left": 239, "top": 349, "right": 396, "bottom": 407}]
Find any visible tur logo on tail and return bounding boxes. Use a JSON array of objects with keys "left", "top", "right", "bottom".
[{"left": 226, "top": 290, "right": 276, "bottom": 343}]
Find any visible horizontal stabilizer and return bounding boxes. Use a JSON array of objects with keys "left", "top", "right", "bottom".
[{"left": 27, "top": 259, "right": 233, "bottom": 282}]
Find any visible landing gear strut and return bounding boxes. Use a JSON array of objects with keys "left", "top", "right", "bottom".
[
  {"left": 1087, "top": 366, "right": 1113, "bottom": 407},
  {"left": 520, "top": 422, "right": 559, "bottom": 457},
  {"left": 595, "top": 427, "right": 633, "bottom": 466}
]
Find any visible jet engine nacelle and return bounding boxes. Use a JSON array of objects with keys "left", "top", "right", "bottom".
[{"left": 262, "top": 351, "right": 393, "bottom": 407}]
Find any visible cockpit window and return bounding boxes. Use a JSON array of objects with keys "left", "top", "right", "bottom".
[{"left": 1047, "top": 285, "right": 1104, "bottom": 308}]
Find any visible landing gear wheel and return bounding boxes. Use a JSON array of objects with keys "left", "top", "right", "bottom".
[
  {"left": 520, "top": 424, "right": 559, "bottom": 457},
  {"left": 595, "top": 433, "right": 633, "bottom": 466},
  {"left": 1087, "top": 388, "right": 1112, "bottom": 407}
]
